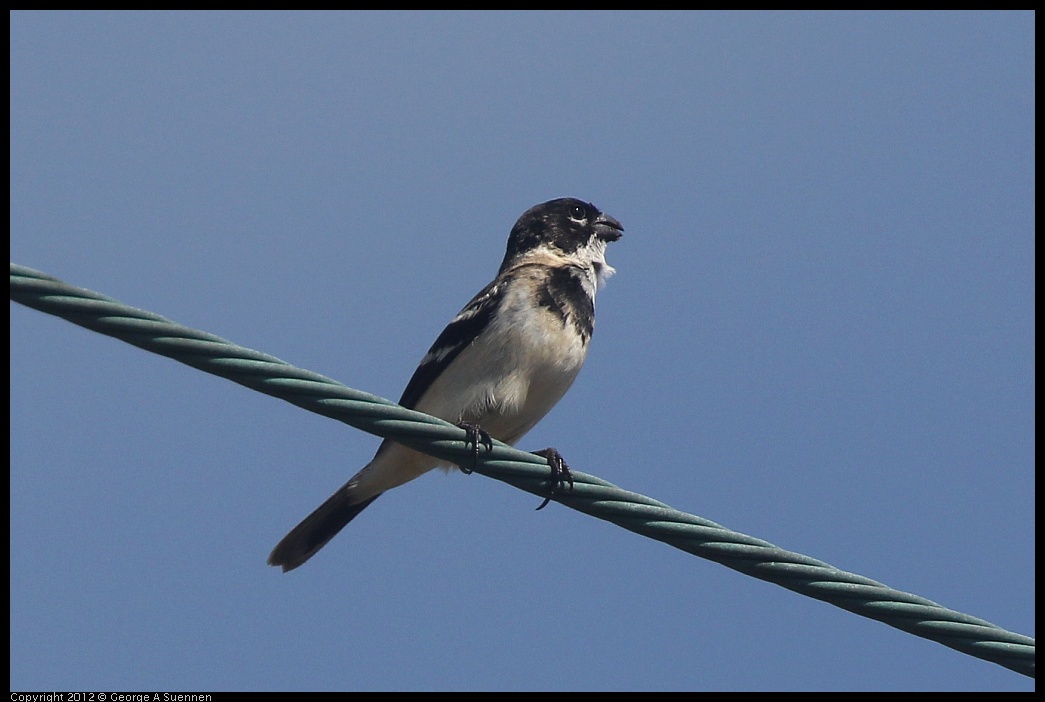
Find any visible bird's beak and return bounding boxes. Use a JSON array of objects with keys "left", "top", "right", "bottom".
[{"left": 594, "top": 213, "right": 624, "bottom": 242}]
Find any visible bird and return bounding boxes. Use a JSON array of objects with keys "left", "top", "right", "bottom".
[{"left": 268, "top": 198, "right": 624, "bottom": 571}]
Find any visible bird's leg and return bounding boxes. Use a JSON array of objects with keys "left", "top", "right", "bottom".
[
  {"left": 532, "top": 448, "right": 574, "bottom": 510},
  {"left": 456, "top": 421, "right": 493, "bottom": 474}
]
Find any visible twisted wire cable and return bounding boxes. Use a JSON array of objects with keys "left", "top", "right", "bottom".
[{"left": 9, "top": 262, "right": 1034, "bottom": 679}]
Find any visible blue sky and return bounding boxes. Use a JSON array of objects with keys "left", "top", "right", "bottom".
[{"left": 10, "top": 11, "right": 1033, "bottom": 691}]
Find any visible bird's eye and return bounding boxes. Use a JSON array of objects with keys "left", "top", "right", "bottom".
[{"left": 568, "top": 204, "right": 587, "bottom": 222}]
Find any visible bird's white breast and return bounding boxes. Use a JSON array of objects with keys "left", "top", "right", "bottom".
[{"left": 415, "top": 269, "right": 589, "bottom": 446}]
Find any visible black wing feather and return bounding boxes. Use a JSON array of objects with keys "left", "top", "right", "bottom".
[{"left": 397, "top": 279, "right": 505, "bottom": 410}]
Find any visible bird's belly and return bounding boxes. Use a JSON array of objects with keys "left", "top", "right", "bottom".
[{"left": 416, "top": 309, "right": 588, "bottom": 446}]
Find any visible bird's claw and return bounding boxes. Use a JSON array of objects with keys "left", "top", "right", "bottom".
[
  {"left": 532, "top": 448, "right": 573, "bottom": 510},
  {"left": 456, "top": 422, "right": 493, "bottom": 474}
]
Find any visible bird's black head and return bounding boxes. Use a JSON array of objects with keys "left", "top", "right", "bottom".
[{"left": 500, "top": 198, "right": 623, "bottom": 272}]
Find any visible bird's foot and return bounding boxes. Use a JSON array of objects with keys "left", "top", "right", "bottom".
[
  {"left": 456, "top": 422, "right": 493, "bottom": 474},
  {"left": 532, "top": 448, "right": 574, "bottom": 510}
]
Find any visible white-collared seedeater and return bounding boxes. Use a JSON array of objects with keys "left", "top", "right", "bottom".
[{"left": 269, "top": 198, "right": 623, "bottom": 571}]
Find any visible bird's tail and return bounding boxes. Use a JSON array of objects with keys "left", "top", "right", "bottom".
[{"left": 268, "top": 487, "right": 381, "bottom": 572}]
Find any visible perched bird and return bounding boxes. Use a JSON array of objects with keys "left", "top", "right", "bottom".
[{"left": 268, "top": 198, "right": 623, "bottom": 571}]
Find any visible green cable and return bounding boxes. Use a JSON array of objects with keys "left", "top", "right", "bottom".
[{"left": 10, "top": 263, "right": 1034, "bottom": 679}]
